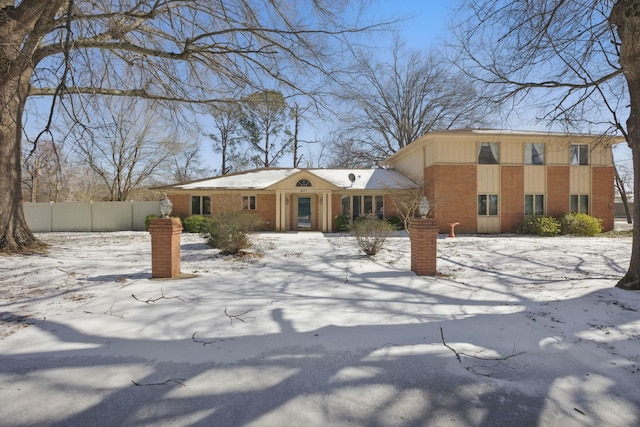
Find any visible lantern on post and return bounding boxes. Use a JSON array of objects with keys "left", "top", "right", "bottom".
[
  {"left": 418, "top": 196, "right": 430, "bottom": 219},
  {"left": 159, "top": 195, "right": 173, "bottom": 218}
]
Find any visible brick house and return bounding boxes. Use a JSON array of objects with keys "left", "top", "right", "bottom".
[
  {"left": 159, "top": 168, "right": 417, "bottom": 232},
  {"left": 381, "top": 129, "right": 624, "bottom": 233}
]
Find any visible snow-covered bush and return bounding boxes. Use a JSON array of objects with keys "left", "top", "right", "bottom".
[
  {"left": 350, "top": 219, "right": 395, "bottom": 256},
  {"left": 204, "top": 211, "right": 265, "bottom": 254},
  {"left": 558, "top": 213, "right": 602, "bottom": 236},
  {"left": 522, "top": 215, "right": 560, "bottom": 237}
]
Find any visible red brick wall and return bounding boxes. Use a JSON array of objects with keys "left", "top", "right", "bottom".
[
  {"left": 428, "top": 165, "right": 478, "bottom": 234},
  {"left": 592, "top": 166, "right": 615, "bottom": 231},
  {"left": 547, "top": 166, "right": 570, "bottom": 216},
  {"left": 256, "top": 194, "right": 277, "bottom": 231},
  {"left": 168, "top": 194, "right": 190, "bottom": 218},
  {"left": 501, "top": 166, "right": 524, "bottom": 232}
]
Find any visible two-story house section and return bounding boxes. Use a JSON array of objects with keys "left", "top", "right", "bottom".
[{"left": 381, "top": 129, "right": 625, "bottom": 234}]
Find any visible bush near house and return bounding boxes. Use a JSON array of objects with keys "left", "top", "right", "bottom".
[
  {"left": 386, "top": 215, "right": 403, "bottom": 230},
  {"left": 522, "top": 215, "right": 561, "bottom": 237},
  {"left": 182, "top": 215, "right": 212, "bottom": 233},
  {"left": 350, "top": 218, "right": 395, "bottom": 257},
  {"left": 335, "top": 214, "right": 350, "bottom": 232},
  {"left": 558, "top": 213, "right": 602, "bottom": 236},
  {"left": 204, "top": 211, "right": 265, "bottom": 255}
]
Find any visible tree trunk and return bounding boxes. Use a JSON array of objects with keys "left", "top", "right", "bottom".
[
  {"left": 612, "top": 0, "right": 640, "bottom": 289},
  {"left": 0, "top": 70, "right": 44, "bottom": 253}
]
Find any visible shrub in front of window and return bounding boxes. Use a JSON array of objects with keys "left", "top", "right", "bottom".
[
  {"left": 334, "top": 214, "right": 350, "bottom": 232},
  {"left": 182, "top": 215, "right": 212, "bottom": 233},
  {"left": 558, "top": 213, "right": 602, "bottom": 236},
  {"left": 145, "top": 215, "right": 159, "bottom": 230},
  {"left": 386, "top": 215, "right": 403, "bottom": 230},
  {"left": 204, "top": 211, "right": 265, "bottom": 255},
  {"left": 350, "top": 219, "right": 395, "bottom": 257},
  {"left": 522, "top": 215, "right": 560, "bottom": 237}
]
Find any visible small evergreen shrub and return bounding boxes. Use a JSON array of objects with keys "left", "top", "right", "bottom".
[
  {"left": 204, "top": 211, "right": 265, "bottom": 255},
  {"left": 183, "top": 215, "right": 211, "bottom": 233},
  {"left": 386, "top": 215, "right": 403, "bottom": 230},
  {"left": 335, "top": 214, "right": 350, "bottom": 232},
  {"left": 558, "top": 213, "right": 602, "bottom": 236},
  {"left": 350, "top": 219, "right": 395, "bottom": 257},
  {"left": 145, "top": 215, "right": 159, "bottom": 230},
  {"left": 522, "top": 215, "right": 560, "bottom": 237}
]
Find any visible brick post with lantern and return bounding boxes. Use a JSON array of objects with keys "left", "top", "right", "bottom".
[
  {"left": 410, "top": 197, "right": 438, "bottom": 276},
  {"left": 149, "top": 195, "right": 183, "bottom": 279}
]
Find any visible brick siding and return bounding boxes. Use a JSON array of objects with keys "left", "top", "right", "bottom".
[
  {"left": 592, "top": 166, "right": 615, "bottom": 231},
  {"left": 501, "top": 166, "right": 524, "bottom": 232}
]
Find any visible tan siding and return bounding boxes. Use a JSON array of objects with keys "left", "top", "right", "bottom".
[
  {"left": 477, "top": 165, "right": 500, "bottom": 193},
  {"left": 435, "top": 140, "right": 476, "bottom": 164},
  {"left": 477, "top": 217, "right": 500, "bottom": 233},
  {"left": 393, "top": 149, "right": 425, "bottom": 179},
  {"left": 501, "top": 140, "right": 523, "bottom": 164},
  {"left": 570, "top": 166, "right": 591, "bottom": 193},
  {"left": 590, "top": 144, "right": 612, "bottom": 166},
  {"left": 524, "top": 166, "right": 546, "bottom": 193}
]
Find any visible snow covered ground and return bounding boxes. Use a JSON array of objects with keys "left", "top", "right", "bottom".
[{"left": 0, "top": 228, "right": 638, "bottom": 426}]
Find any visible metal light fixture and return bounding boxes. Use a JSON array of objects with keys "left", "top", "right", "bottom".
[
  {"left": 418, "top": 196, "right": 430, "bottom": 219},
  {"left": 159, "top": 195, "right": 173, "bottom": 218}
]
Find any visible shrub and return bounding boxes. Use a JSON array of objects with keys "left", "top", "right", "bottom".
[
  {"left": 522, "top": 215, "right": 560, "bottom": 237},
  {"left": 203, "top": 211, "right": 265, "bottom": 255},
  {"left": 350, "top": 219, "right": 395, "bottom": 257},
  {"left": 145, "top": 215, "right": 159, "bottom": 230},
  {"left": 334, "top": 214, "right": 350, "bottom": 232},
  {"left": 183, "top": 215, "right": 211, "bottom": 233},
  {"left": 558, "top": 213, "right": 602, "bottom": 236},
  {"left": 386, "top": 215, "right": 403, "bottom": 230}
]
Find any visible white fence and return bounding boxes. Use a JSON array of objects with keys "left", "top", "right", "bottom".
[{"left": 24, "top": 201, "right": 162, "bottom": 232}]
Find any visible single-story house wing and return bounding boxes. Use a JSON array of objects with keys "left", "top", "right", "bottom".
[{"left": 159, "top": 167, "right": 418, "bottom": 232}]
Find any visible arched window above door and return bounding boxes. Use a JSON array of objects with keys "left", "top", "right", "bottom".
[{"left": 296, "top": 179, "right": 312, "bottom": 187}]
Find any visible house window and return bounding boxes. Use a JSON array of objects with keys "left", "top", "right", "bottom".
[
  {"left": 525, "top": 143, "right": 544, "bottom": 165},
  {"left": 570, "top": 144, "right": 589, "bottom": 165},
  {"left": 296, "top": 179, "right": 312, "bottom": 187},
  {"left": 478, "top": 142, "right": 499, "bottom": 164},
  {"left": 191, "top": 196, "right": 211, "bottom": 215},
  {"left": 341, "top": 195, "right": 385, "bottom": 220},
  {"left": 570, "top": 195, "right": 589, "bottom": 214},
  {"left": 242, "top": 195, "right": 256, "bottom": 210},
  {"left": 524, "top": 194, "right": 544, "bottom": 216},
  {"left": 478, "top": 194, "right": 499, "bottom": 216}
]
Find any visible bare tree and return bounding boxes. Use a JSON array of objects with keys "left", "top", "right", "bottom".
[
  {"left": 170, "top": 142, "right": 210, "bottom": 183},
  {"left": 210, "top": 102, "right": 245, "bottom": 175},
  {"left": 67, "top": 97, "right": 182, "bottom": 201},
  {"left": 453, "top": 0, "right": 640, "bottom": 289},
  {"left": 0, "top": 0, "right": 385, "bottom": 252},
  {"left": 22, "top": 139, "right": 65, "bottom": 202},
  {"left": 335, "top": 39, "right": 491, "bottom": 163},
  {"left": 240, "top": 90, "right": 290, "bottom": 168}
]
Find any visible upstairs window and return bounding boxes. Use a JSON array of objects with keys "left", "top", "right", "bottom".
[
  {"left": 525, "top": 143, "right": 544, "bottom": 165},
  {"left": 296, "top": 179, "right": 312, "bottom": 187},
  {"left": 478, "top": 142, "right": 499, "bottom": 164},
  {"left": 191, "top": 196, "right": 211, "bottom": 215},
  {"left": 242, "top": 195, "right": 256, "bottom": 210},
  {"left": 570, "top": 144, "right": 589, "bottom": 165}
]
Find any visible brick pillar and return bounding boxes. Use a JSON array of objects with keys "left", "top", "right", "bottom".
[
  {"left": 410, "top": 218, "right": 438, "bottom": 276},
  {"left": 149, "top": 218, "right": 183, "bottom": 279}
]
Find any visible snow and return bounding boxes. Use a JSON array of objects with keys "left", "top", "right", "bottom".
[
  {"left": 1, "top": 229, "right": 639, "bottom": 426},
  {"left": 172, "top": 168, "right": 416, "bottom": 191}
]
